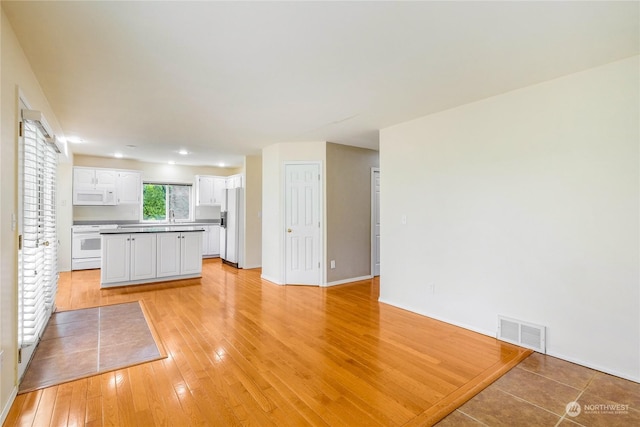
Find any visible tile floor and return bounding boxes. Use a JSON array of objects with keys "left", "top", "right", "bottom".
[
  {"left": 436, "top": 352, "right": 640, "bottom": 426},
  {"left": 19, "top": 301, "right": 162, "bottom": 393}
]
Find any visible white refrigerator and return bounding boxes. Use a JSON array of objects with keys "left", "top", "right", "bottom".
[{"left": 220, "top": 187, "right": 243, "bottom": 268}]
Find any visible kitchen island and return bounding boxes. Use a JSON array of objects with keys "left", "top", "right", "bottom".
[{"left": 100, "top": 226, "right": 204, "bottom": 288}]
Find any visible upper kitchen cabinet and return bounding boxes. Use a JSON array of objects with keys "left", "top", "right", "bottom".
[
  {"left": 73, "top": 167, "right": 117, "bottom": 189},
  {"left": 116, "top": 171, "right": 142, "bottom": 204},
  {"left": 196, "top": 175, "right": 226, "bottom": 206},
  {"left": 73, "top": 166, "right": 142, "bottom": 206},
  {"left": 226, "top": 174, "right": 244, "bottom": 189}
]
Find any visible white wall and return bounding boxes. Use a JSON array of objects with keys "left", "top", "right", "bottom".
[
  {"left": 1, "top": 9, "right": 70, "bottom": 420},
  {"left": 261, "top": 142, "right": 326, "bottom": 284},
  {"left": 379, "top": 56, "right": 639, "bottom": 381}
]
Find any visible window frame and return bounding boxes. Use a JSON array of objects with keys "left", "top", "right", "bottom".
[{"left": 141, "top": 182, "right": 194, "bottom": 223}]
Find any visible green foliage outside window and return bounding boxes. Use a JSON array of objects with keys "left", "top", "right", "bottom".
[
  {"left": 143, "top": 184, "right": 167, "bottom": 220},
  {"left": 142, "top": 183, "right": 192, "bottom": 221}
]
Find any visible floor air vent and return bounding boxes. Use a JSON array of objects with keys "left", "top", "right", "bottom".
[{"left": 497, "top": 316, "right": 546, "bottom": 353}]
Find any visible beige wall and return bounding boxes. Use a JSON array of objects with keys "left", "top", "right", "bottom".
[
  {"left": 379, "top": 56, "right": 639, "bottom": 382},
  {"left": 1, "top": 9, "right": 69, "bottom": 420},
  {"left": 243, "top": 155, "right": 262, "bottom": 269},
  {"left": 326, "top": 143, "right": 378, "bottom": 283}
]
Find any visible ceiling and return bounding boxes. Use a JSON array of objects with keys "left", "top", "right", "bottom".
[{"left": 3, "top": 1, "right": 638, "bottom": 168}]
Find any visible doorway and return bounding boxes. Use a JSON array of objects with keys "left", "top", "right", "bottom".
[{"left": 371, "top": 168, "right": 380, "bottom": 276}]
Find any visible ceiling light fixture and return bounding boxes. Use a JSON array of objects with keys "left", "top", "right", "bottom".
[
  {"left": 125, "top": 144, "right": 137, "bottom": 149},
  {"left": 66, "top": 137, "right": 84, "bottom": 144},
  {"left": 168, "top": 160, "right": 176, "bottom": 165},
  {"left": 178, "top": 149, "right": 189, "bottom": 155},
  {"left": 114, "top": 152, "right": 123, "bottom": 158}
]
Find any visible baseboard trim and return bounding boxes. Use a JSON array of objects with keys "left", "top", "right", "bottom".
[
  {"left": 323, "top": 275, "right": 373, "bottom": 287},
  {"left": 260, "top": 274, "right": 284, "bottom": 285},
  {"left": 377, "top": 298, "right": 640, "bottom": 384},
  {"left": 1, "top": 386, "right": 18, "bottom": 425},
  {"left": 242, "top": 264, "right": 262, "bottom": 270},
  {"left": 544, "top": 350, "right": 640, "bottom": 384}
]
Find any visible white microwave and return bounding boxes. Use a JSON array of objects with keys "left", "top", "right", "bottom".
[{"left": 73, "top": 187, "right": 117, "bottom": 205}]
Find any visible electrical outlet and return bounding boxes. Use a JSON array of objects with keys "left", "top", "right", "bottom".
[
  {"left": 401, "top": 214, "right": 407, "bottom": 225},
  {"left": 428, "top": 284, "right": 435, "bottom": 294},
  {"left": 330, "top": 260, "right": 336, "bottom": 269}
]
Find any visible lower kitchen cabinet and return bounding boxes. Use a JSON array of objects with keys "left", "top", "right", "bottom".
[
  {"left": 101, "top": 233, "right": 156, "bottom": 284},
  {"left": 157, "top": 231, "right": 203, "bottom": 278},
  {"left": 101, "top": 229, "right": 203, "bottom": 288},
  {"left": 202, "top": 225, "right": 220, "bottom": 257}
]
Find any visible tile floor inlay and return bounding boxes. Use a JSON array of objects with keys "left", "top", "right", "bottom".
[
  {"left": 18, "top": 301, "right": 164, "bottom": 394},
  {"left": 436, "top": 352, "right": 640, "bottom": 426}
]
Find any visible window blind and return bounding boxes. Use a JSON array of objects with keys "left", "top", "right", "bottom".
[{"left": 18, "top": 119, "right": 58, "bottom": 348}]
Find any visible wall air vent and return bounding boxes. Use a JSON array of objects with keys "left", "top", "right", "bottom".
[{"left": 497, "top": 316, "right": 546, "bottom": 353}]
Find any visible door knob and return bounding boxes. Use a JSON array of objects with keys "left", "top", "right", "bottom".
[{"left": 287, "top": 228, "right": 292, "bottom": 233}]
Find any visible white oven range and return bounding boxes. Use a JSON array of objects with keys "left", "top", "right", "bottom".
[{"left": 71, "top": 224, "right": 118, "bottom": 270}]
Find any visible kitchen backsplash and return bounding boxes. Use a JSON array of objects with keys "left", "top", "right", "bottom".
[
  {"left": 195, "top": 205, "right": 221, "bottom": 221},
  {"left": 73, "top": 204, "right": 220, "bottom": 222},
  {"left": 73, "top": 205, "right": 140, "bottom": 222}
]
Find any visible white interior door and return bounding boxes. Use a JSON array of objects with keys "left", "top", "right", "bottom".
[
  {"left": 285, "top": 163, "right": 321, "bottom": 285},
  {"left": 372, "top": 168, "right": 381, "bottom": 276}
]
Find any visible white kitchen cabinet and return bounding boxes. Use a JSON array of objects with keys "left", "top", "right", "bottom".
[
  {"left": 101, "top": 233, "right": 156, "bottom": 284},
  {"left": 157, "top": 232, "right": 180, "bottom": 277},
  {"left": 196, "top": 175, "right": 226, "bottom": 206},
  {"left": 202, "top": 225, "right": 221, "bottom": 257},
  {"left": 94, "top": 169, "right": 117, "bottom": 188},
  {"left": 74, "top": 167, "right": 142, "bottom": 206},
  {"left": 212, "top": 177, "right": 226, "bottom": 205},
  {"left": 102, "top": 229, "right": 203, "bottom": 287},
  {"left": 157, "top": 231, "right": 203, "bottom": 278},
  {"left": 181, "top": 231, "right": 203, "bottom": 275},
  {"left": 74, "top": 167, "right": 117, "bottom": 189},
  {"left": 101, "top": 234, "right": 130, "bottom": 284},
  {"left": 226, "top": 174, "right": 243, "bottom": 189},
  {"left": 116, "top": 171, "right": 142, "bottom": 204},
  {"left": 74, "top": 167, "right": 97, "bottom": 188},
  {"left": 209, "top": 225, "right": 220, "bottom": 256},
  {"left": 130, "top": 233, "right": 157, "bottom": 280},
  {"left": 196, "top": 175, "right": 215, "bottom": 206}
]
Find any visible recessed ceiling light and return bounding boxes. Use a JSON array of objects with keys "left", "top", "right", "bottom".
[
  {"left": 178, "top": 149, "right": 189, "bottom": 155},
  {"left": 114, "top": 152, "right": 123, "bottom": 158},
  {"left": 66, "top": 137, "right": 84, "bottom": 144},
  {"left": 126, "top": 144, "right": 137, "bottom": 149},
  {"left": 218, "top": 162, "right": 225, "bottom": 167},
  {"left": 168, "top": 160, "right": 176, "bottom": 165}
]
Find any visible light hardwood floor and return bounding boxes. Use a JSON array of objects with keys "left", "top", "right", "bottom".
[{"left": 5, "top": 259, "right": 530, "bottom": 426}]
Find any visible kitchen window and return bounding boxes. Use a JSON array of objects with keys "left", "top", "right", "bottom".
[{"left": 142, "top": 183, "right": 192, "bottom": 222}]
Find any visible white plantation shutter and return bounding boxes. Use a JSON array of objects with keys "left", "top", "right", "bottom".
[{"left": 18, "top": 118, "right": 58, "bottom": 348}]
